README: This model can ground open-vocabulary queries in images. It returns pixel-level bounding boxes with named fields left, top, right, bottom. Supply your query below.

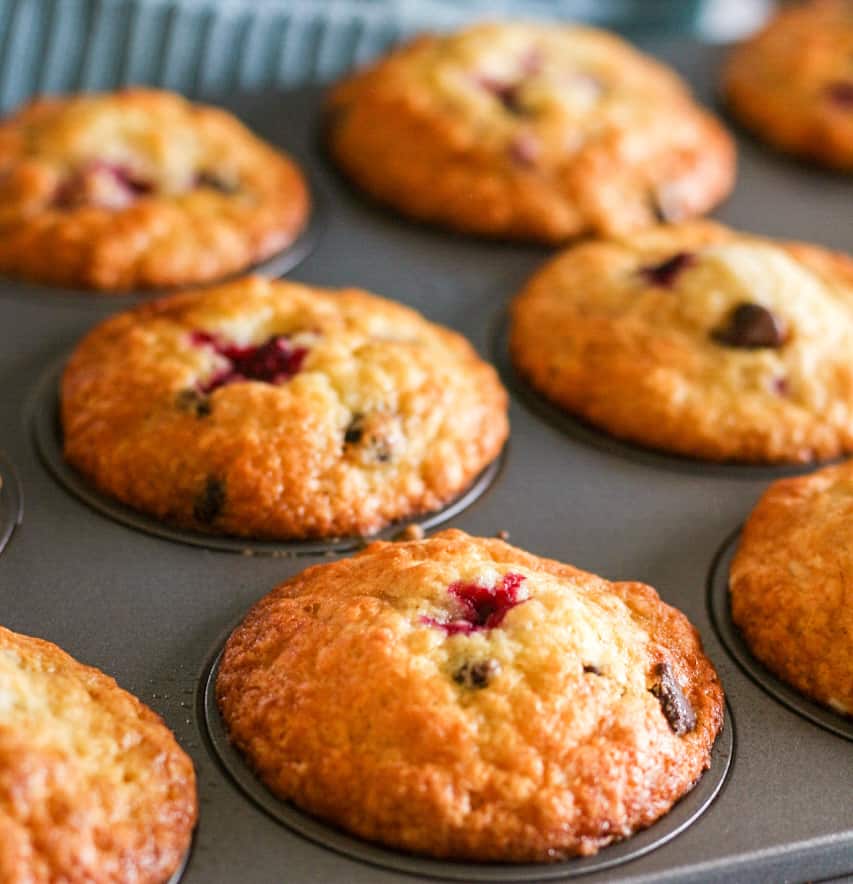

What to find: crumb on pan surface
left=216, top=529, right=724, bottom=862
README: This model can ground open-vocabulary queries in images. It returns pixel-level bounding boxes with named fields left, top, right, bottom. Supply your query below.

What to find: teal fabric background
left=0, top=0, right=703, bottom=111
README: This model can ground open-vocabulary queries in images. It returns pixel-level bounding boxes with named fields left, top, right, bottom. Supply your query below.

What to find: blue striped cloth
left=0, top=0, right=703, bottom=112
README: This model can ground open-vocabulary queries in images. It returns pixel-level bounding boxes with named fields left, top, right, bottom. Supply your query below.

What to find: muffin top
left=0, top=626, right=197, bottom=883
left=510, top=220, right=853, bottom=463
left=725, top=0, right=853, bottom=170
left=731, top=459, right=853, bottom=715
left=217, top=530, right=724, bottom=861
left=0, top=88, right=309, bottom=290
left=328, top=22, right=734, bottom=242
left=62, top=277, right=508, bottom=540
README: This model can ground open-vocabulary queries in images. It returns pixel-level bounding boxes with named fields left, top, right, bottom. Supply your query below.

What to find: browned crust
left=730, top=462, right=853, bottom=715
left=61, top=277, right=509, bottom=539
left=327, top=25, right=734, bottom=243
left=0, top=626, right=197, bottom=883
left=0, top=89, right=309, bottom=291
left=216, top=530, right=724, bottom=862
left=724, top=0, right=853, bottom=171
left=509, top=220, right=853, bottom=464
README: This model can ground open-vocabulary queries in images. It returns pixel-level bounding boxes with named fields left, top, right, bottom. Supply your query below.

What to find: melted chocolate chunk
left=712, top=303, right=787, bottom=349
left=650, top=662, right=696, bottom=736
left=453, top=658, right=501, bottom=689
left=193, top=476, right=226, bottom=524
left=175, top=389, right=212, bottom=418
left=583, top=664, right=602, bottom=675
left=639, top=252, right=696, bottom=287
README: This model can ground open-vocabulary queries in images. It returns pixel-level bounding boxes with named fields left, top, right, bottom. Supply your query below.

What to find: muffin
left=0, top=625, right=197, bottom=883
left=510, top=220, right=853, bottom=463
left=725, top=0, right=853, bottom=170
left=0, top=88, right=309, bottom=290
left=730, top=460, right=853, bottom=715
left=216, top=529, right=724, bottom=861
left=327, top=21, right=734, bottom=242
left=61, top=277, right=508, bottom=539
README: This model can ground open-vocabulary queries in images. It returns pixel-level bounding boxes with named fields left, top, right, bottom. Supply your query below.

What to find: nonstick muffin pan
left=1, top=40, right=851, bottom=884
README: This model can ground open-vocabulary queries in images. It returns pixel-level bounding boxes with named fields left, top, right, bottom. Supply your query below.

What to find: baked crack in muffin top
left=725, top=0, right=853, bottom=170
left=61, top=277, right=508, bottom=539
left=0, top=88, right=309, bottom=290
left=0, top=626, right=197, bottom=883
left=216, top=530, right=724, bottom=862
left=327, top=22, right=734, bottom=241
left=510, top=220, right=853, bottom=463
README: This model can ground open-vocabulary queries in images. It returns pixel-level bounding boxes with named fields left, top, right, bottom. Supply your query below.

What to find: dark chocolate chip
left=712, top=302, right=787, bottom=349
left=195, top=170, right=239, bottom=194
left=583, top=664, right=602, bottom=675
left=343, top=415, right=364, bottom=445
left=650, top=662, right=696, bottom=736
left=193, top=476, right=226, bottom=524
left=453, top=659, right=501, bottom=689
left=826, top=80, right=853, bottom=107
left=479, top=77, right=527, bottom=115
left=175, top=389, right=212, bottom=418
left=639, top=252, right=696, bottom=287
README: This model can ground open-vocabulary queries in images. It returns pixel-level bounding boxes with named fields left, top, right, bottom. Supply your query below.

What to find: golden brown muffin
left=216, top=530, right=724, bottom=862
left=510, top=220, right=853, bottom=463
left=730, top=461, right=853, bottom=715
left=0, top=626, right=197, bottom=883
left=62, top=277, right=508, bottom=540
left=327, top=22, right=735, bottom=242
left=725, top=0, right=853, bottom=170
left=0, top=88, right=309, bottom=291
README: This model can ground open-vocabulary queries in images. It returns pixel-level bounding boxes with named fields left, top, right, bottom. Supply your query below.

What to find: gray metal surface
left=0, top=41, right=851, bottom=884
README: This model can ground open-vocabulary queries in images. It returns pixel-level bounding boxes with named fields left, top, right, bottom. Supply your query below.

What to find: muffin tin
left=1, top=40, right=851, bottom=884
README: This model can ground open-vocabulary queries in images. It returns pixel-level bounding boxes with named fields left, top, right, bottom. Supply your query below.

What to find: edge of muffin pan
left=0, top=175, right=327, bottom=303
left=707, top=528, right=853, bottom=742
left=490, top=309, right=822, bottom=482
left=29, top=357, right=506, bottom=557
left=198, top=633, right=735, bottom=881
left=0, top=452, right=23, bottom=557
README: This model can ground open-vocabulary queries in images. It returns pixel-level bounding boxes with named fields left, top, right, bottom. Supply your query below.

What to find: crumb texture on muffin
left=0, top=626, right=197, bottom=883
left=725, top=0, right=853, bottom=170
left=61, top=277, right=508, bottom=539
left=730, top=461, right=853, bottom=715
left=0, top=88, right=309, bottom=290
left=216, top=530, right=724, bottom=861
left=327, top=22, right=734, bottom=242
left=510, top=220, right=853, bottom=463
